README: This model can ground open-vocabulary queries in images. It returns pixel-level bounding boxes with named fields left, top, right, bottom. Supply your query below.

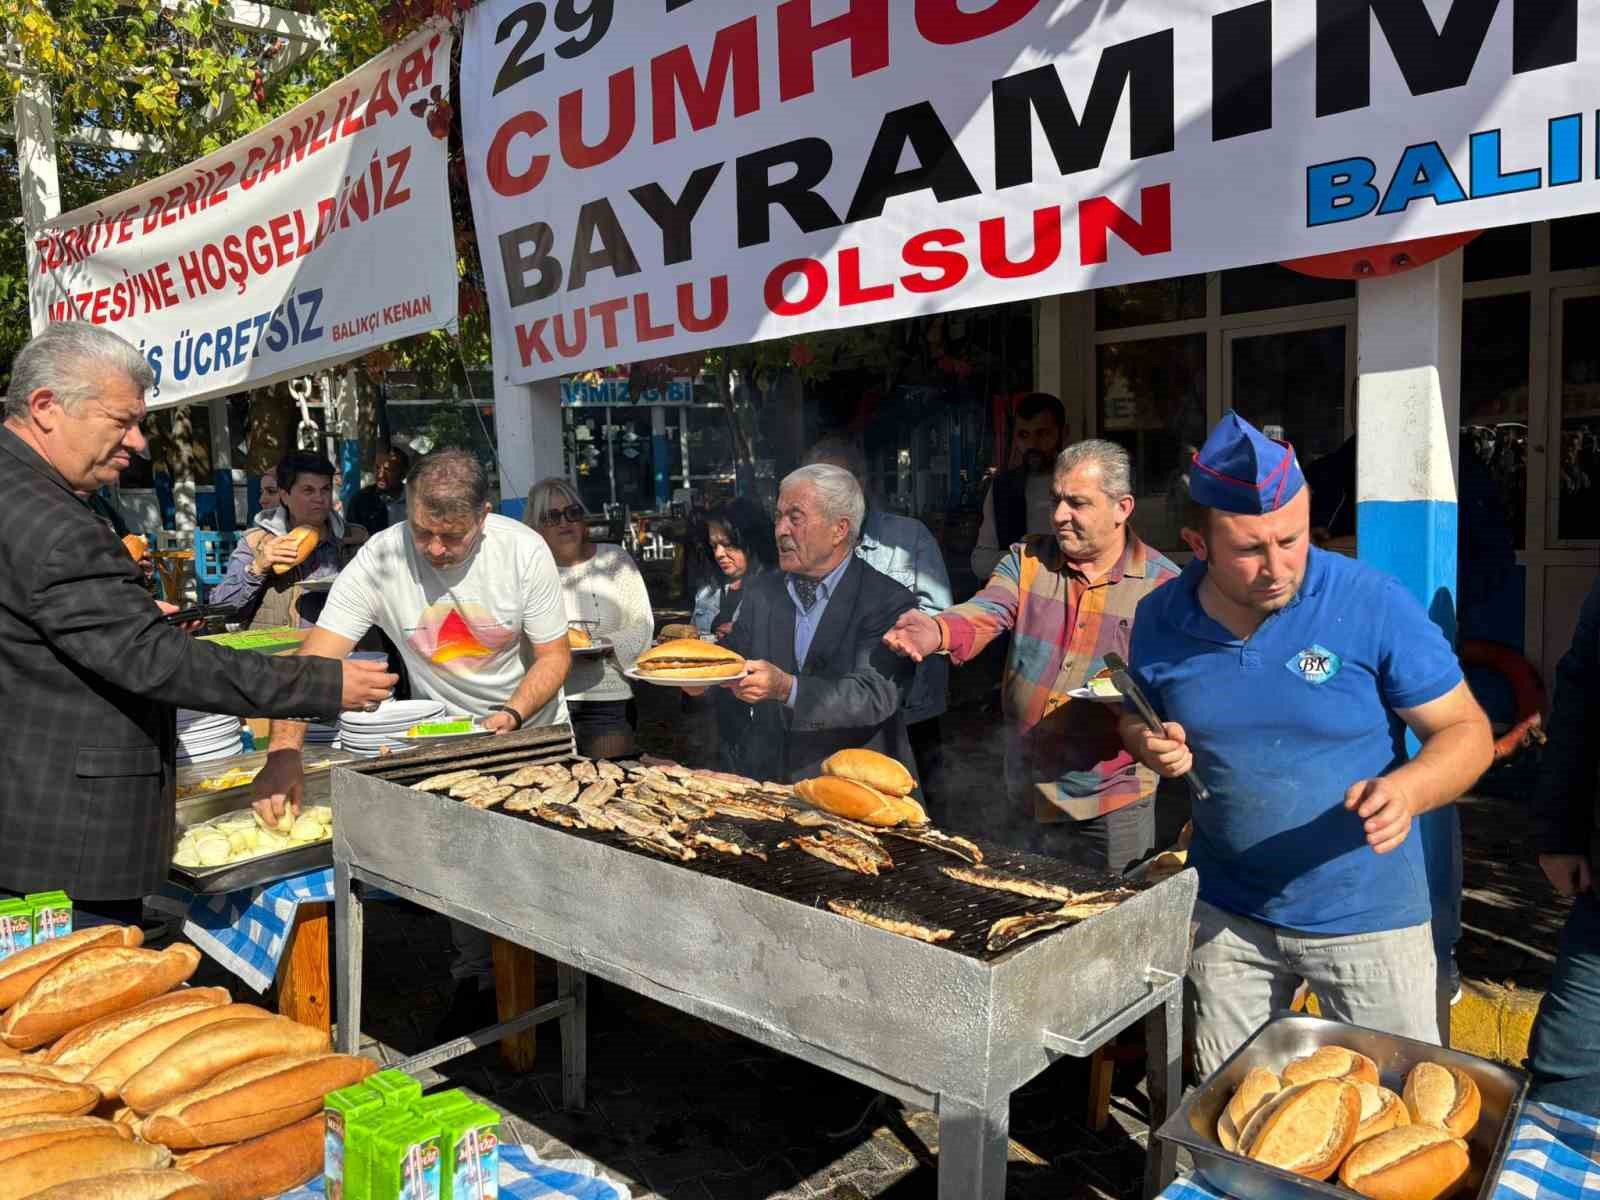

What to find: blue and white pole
left=1355, top=252, right=1464, bottom=1042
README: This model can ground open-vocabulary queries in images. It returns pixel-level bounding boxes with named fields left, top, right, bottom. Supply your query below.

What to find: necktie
left=790, top=575, right=820, bottom=612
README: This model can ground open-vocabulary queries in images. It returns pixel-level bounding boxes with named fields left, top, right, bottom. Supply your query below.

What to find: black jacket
left=1534, top=576, right=1600, bottom=874
left=719, top=556, right=917, bottom=784
left=0, top=427, right=344, bottom=899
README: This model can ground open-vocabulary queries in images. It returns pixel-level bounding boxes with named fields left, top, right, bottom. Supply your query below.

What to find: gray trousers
left=450, top=920, right=494, bottom=987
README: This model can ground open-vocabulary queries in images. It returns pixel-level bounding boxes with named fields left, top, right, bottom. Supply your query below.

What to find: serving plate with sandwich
left=1068, top=666, right=1125, bottom=703
left=625, top=637, right=748, bottom=687
left=567, top=621, right=613, bottom=657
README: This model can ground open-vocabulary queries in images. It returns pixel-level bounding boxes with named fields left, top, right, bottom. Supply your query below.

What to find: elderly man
left=1122, top=414, right=1493, bottom=1073
left=254, top=447, right=571, bottom=1031
left=971, top=393, right=1066, bottom=579
left=0, top=323, right=395, bottom=923
left=804, top=436, right=952, bottom=814
left=708, top=464, right=918, bottom=784
left=884, top=440, right=1179, bottom=870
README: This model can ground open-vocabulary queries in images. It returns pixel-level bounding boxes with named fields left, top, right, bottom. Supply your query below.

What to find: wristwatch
left=488, top=704, right=524, bottom=730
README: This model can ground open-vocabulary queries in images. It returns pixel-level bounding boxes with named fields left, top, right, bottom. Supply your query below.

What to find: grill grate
left=354, top=744, right=1147, bottom=962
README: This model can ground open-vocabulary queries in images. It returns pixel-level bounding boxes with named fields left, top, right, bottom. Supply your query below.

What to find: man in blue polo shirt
left=1122, top=414, right=1493, bottom=1074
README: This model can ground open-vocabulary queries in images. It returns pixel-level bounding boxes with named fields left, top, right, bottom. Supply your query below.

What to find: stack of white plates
left=303, top=720, right=340, bottom=746
left=176, top=710, right=243, bottom=766
left=337, top=699, right=445, bottom=758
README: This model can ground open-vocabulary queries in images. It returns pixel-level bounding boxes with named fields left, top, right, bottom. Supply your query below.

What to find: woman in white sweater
left=525, top=478, right=655, bottom=758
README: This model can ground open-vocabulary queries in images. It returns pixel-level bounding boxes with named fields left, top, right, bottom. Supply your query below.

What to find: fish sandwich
left=633, top=638, right=746, bottom=680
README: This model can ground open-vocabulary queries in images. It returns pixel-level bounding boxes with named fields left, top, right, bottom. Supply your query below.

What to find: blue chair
left=192, top=531, right=240, bottom=603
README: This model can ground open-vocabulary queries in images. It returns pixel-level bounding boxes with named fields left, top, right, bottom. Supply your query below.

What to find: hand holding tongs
left=1103, top=653, right=1212, bottom=805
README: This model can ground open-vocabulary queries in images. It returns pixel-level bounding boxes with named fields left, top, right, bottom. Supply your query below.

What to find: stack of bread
left=0, top=925, right=376, bottom=1200
left=1216, top=1043, right=1483, bottom=1200
left=794, top=750, right=929, bottom=827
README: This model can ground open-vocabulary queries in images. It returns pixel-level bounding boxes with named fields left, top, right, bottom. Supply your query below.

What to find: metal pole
left=15, top=72, right=63, bottom=334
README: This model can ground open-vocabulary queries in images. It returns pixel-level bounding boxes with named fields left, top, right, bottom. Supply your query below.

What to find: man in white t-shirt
left=252, top=448, right=571, bottom=1023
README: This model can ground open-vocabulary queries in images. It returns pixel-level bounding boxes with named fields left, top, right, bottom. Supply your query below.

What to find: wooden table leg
left=279, top=902, right=331, bottom=1033
left=492, top=937, right=538, bottom=1073
left=1087, top=1044, right=1115, bottom=1132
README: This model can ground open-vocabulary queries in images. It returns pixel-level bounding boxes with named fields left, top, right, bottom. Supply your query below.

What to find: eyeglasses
left=540, top=504, right=586, bottom=526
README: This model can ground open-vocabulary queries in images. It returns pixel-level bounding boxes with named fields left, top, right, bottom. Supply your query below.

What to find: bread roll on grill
left=820, top=748, right=916, bottom=797
left=0, top=943, right=201, bottom=1050
left=1281, top=1045, right=1381, bottom=1088
left=1403, top=1062, right=1481, bottom=1139
left=140, top=1053, right=377, bottom=1149
left=20, top=1168, right=215, bottom=1200
left=0, top=1115, right=131, bottom=1163
left=180, top=1114, right=325, bottom=1199
left=0, top=1072, right=100, bottom=1119
left=1339, top=1122, right=1471, bottom=1200
left=1240, top=1079, right=1361, bottom=1180
left=0, top=925, right=143, bottom=1011
left=43, top=987, right=230, bottom=1069
left=123, top=1016, right=332, bottom=1115
left=0, top=1131, right=173, bottom=1200
left=1218, top=1067, right=1283, bottom=1152
left=794, top=776, right=907, bottom=827
left=88, top=1004, right=274, bottom=1101
left=1354, top=1083, right=1411, bottom=1145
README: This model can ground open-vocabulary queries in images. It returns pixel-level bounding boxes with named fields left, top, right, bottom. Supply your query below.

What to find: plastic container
left=367, top=1069, right=423, bottom=1108
left=25, top=891, right=72, bottom=942
left=344, top=1108, right=413, bottom=1200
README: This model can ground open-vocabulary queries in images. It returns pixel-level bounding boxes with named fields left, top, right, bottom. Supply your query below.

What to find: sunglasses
left=540, top=504, right=586, bottom=526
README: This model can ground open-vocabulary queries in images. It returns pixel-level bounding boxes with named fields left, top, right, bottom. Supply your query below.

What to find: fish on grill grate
left=625, top=831, right=697, bottom=861
left=984, top=891, right=1138, bottom=952
left=571, top=760, right=599, bottom=784
left=688, top=822, right=768, bottom=860
left=614, top=759, right=643, bottom=772
left=709, top=794, right=795, bottom=822
left=827, top=898, right=953, bottom=943
left=605, top=800, right=677, bottom=840
left=533, top=799, right=587, bottom=828
left=504, top=788, right=541, bottom=813
left=597, top=761, right=626, bottom=783
left=465, top=785, right=515, bottom=810
left=940, top=865, right=1108, bottom=904
left=415, top=769, right=483, bottom=793
left=780, top=832, right=894, bottom=876
left=543, top=780, right=581, bottom=806
left=577, top=780, right=618, bottom=808
left=572, top=797, right=616, bottom=831
left=880, top=828, right=984, bottom=865
left=633, top=769, right=692, bottom=796
left=639, top=754, right=693, bottom=778
left=641, top=785, right=713, bottom=821
left=502, top=764, right=557, bottom=788
left=449, top=775, right=501, bottom=800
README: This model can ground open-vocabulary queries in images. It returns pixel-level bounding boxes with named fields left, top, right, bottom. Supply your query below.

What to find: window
left=1461, top=294, right=1531, bottom=549
left=1550, top=214, right=1600, bottom=273
left=1220, top=264, right=1354, bottom=315
left=1463, top=225, right=1531, bottom=282
left=1228, top=326, right=1349, bottom=464
left=1095, top=276, right=1205, bottom=330
left=1556, top=294, right=1600, bottom=540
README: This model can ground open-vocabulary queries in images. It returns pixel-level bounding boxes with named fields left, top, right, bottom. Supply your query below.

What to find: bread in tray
left=1339, top=1124, right=1471, bottom=1200
left=1238, top=1078, right=1361, bottom=1180
left=1403, top=1063, right=1482, bottom=1140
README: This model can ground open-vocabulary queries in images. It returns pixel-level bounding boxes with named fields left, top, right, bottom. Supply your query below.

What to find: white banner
left=29, top=24, right=458, bottom=410
left=461, top=0, right=1600, bottom=384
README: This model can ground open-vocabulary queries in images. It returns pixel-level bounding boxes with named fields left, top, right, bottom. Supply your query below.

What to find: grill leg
left=1143, top=988, right=1182, bottom=1200
left=556, top=961, right=587, bottom=1110
left=937, top=1094, right=1009, bottom=1200
left=333, top=861, right=364, bottom=1056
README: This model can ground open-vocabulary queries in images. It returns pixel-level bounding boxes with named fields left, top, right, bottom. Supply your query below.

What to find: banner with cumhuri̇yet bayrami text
left=29, top=23, right=457, bottom=410
left=461, top=0, right=1600, bottom=384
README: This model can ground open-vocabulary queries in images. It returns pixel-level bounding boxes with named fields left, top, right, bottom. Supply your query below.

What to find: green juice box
left=372, top=1113, right=444, bottom=1200
left=25, top=892, right=71, bottom=942
left=0, top=899, right=33, bottom=961
left=368, top=1069, right=423, bottom=1107
left=436, top=1099, right=501, bottom=1200
left=325, top=1081, right=384, bottom=1199
left=344, top=1109, right=413, bottom=1200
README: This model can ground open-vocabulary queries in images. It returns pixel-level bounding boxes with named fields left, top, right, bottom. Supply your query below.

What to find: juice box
left=436, top=1099, right=501, bottom=1200
left=25, top=892, right=71, bottom=942
left=367, top=1069, right=423, bottom=1107
left=0, top=900, right=34, bottom=961
left=372, top=1113, right=444, bottom=1200
left=344, top=1108, right=413, bottom=1200
left=325, top=1081, right=384, bottom=1198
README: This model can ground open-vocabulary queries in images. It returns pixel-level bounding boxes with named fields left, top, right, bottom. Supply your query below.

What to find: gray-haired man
left=707, top=464, right=919, bottom=785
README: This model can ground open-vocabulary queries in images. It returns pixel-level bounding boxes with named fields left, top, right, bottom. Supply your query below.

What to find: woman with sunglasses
left=524, top=478, right=654, bottom=758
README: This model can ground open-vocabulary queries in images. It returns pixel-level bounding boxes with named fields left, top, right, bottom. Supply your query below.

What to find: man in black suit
left=709, top=464, right=918, bottom=784
left=0, top=322, right=397, bottom=923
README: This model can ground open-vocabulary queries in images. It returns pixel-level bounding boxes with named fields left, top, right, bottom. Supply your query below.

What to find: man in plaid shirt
left=884, top=440, right=1179, bottom=870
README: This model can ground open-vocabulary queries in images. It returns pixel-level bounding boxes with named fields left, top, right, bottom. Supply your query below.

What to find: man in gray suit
left=0, top=323, right=396, bottom=923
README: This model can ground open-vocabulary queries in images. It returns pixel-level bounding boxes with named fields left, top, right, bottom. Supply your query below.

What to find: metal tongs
left=1103, top=653, right=1212, bottom=804
left=161, top=602, right=239, bottom=626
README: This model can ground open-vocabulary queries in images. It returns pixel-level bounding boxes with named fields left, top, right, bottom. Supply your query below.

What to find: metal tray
left=1156, top=1013, right=1528, bottom=1200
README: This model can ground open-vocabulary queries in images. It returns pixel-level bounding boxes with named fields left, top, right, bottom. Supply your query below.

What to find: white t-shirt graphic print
left=317, top=514, right=570, bottom=726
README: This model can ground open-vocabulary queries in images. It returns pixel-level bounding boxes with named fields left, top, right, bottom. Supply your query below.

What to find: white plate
left=341, top=700, right=445, bottom=728
left=1066, top=686, right=1124, bottom=704
left=623, top=664, right=746, bottom=688
left=570, top=638, right=614, bottom=657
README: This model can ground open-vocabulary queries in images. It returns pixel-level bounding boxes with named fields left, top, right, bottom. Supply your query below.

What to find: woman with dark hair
left=211, top=449, right=369, bottom=629
left=691, top=497, right=777, bottom=640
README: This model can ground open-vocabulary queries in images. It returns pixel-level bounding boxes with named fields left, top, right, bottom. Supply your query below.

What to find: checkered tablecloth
left=157, top=867, right=335, bottom=994
left=274, top=1142, right=633, bottom=1199
left=1161, top=1102, right=1600, bottom=1200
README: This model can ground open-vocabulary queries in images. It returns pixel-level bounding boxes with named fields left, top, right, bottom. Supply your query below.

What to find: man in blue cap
left=1121, top=413, right=1493, bottom=1074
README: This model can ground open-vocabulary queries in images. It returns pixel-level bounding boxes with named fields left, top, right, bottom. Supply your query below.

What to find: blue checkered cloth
left=159, top=868, right=335, bottom=994
left=275, top=1142, right=633, bottom=1198
left=1161, top=1103, right=1600, bottom=1200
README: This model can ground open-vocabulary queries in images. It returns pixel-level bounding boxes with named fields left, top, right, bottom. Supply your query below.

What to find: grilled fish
left=572, top=800, right=616, bottom=832
left=449, top=775, right=499, bottom=800
left=640, top=785, right=713, bottom=821
left=710, top=794, right=794, bottom=822
left=543, top=763, right=573, bottom=783
left=571, top=760, right=599, bottom=784
left=635, top=770, right=692, bottom=796
left=465, top=784, right=515, bottom=810
left=543, top=780, right=581, bottom=806
left=782, top=832, right=893, bottom=876
left=880, top=828, right=984, bottom=865
left=504, top=788, right=541, bottom=813
left=577, top=780, right=618, bottom=808
left=624, top=832, right=697, bottom=862
left=605, top=802, right=673, bottom=841
left=758, top=781, right=795, bottom=798
left=596, top=761, right=625, bottom=783
left=984, top=892, right=1136, bottom=952
left=940, top=865, right=1093, bottom=904
left=502, top=764, right=556, bottom=788
left=786, top=809, right=882, bottom=844
left=639, top=754, right=692, bottom=778
left=416, top=769, right=481, bottom=793
left=689, top=822, right=768, bottom=861
left=532, top=800, right=586, bottom=828
left=827, top=898, right=953, bottom=944
left=614, top=759, right=643, bottom=772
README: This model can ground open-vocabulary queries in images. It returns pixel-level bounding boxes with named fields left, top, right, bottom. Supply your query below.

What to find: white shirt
left=559, top=543, right=654, bottom=703
left=318, top=514, right=570, bottom=726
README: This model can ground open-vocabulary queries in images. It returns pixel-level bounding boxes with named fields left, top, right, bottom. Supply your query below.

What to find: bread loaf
left=20, top=1168, right=214, bottom=1200
left=0, top=943, right=201, bottom=1050
left=1241, top=1079, right=1361, bottom=1180
left=1281, top=1045, right=1381, bottom=1088
left=90, top=1004, right=273, bottom=1101
left=794, top=776, right=906, bottom=826
left=0, top=925, right=143, bottom=1010
left=0, top=1072, right=100, bottom=1119
left=141, top=1053, right=377, bottom=1149
left=1354, top=1083, right=1411, bottom=1145
left=44, top=987, right=230, bottom=1069
left=272, top=525, right=320, bottom=574
left=181, top=1114, right=325, bottom=1199
left=124, top=1016, right=332, bottom=1114
left=0, top=1059, right=90, bottom=1084
left=1218, top=1067, right=1282, bottom=1152
left=1339, top=1123, right=1471, bottom=1200
left=891, top=794, right=929, bottom=826
left=1403, top=1063, right=1481, bottom=1139
left=0, top=1115, right=131, bottom=1163
left=0, top=1131, right=172, bottom=1200
left=820, top=748, right=916, bottom=797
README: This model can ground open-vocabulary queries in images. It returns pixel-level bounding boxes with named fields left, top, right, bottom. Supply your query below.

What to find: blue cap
left=1189, top=413, right=1305, bottom=514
